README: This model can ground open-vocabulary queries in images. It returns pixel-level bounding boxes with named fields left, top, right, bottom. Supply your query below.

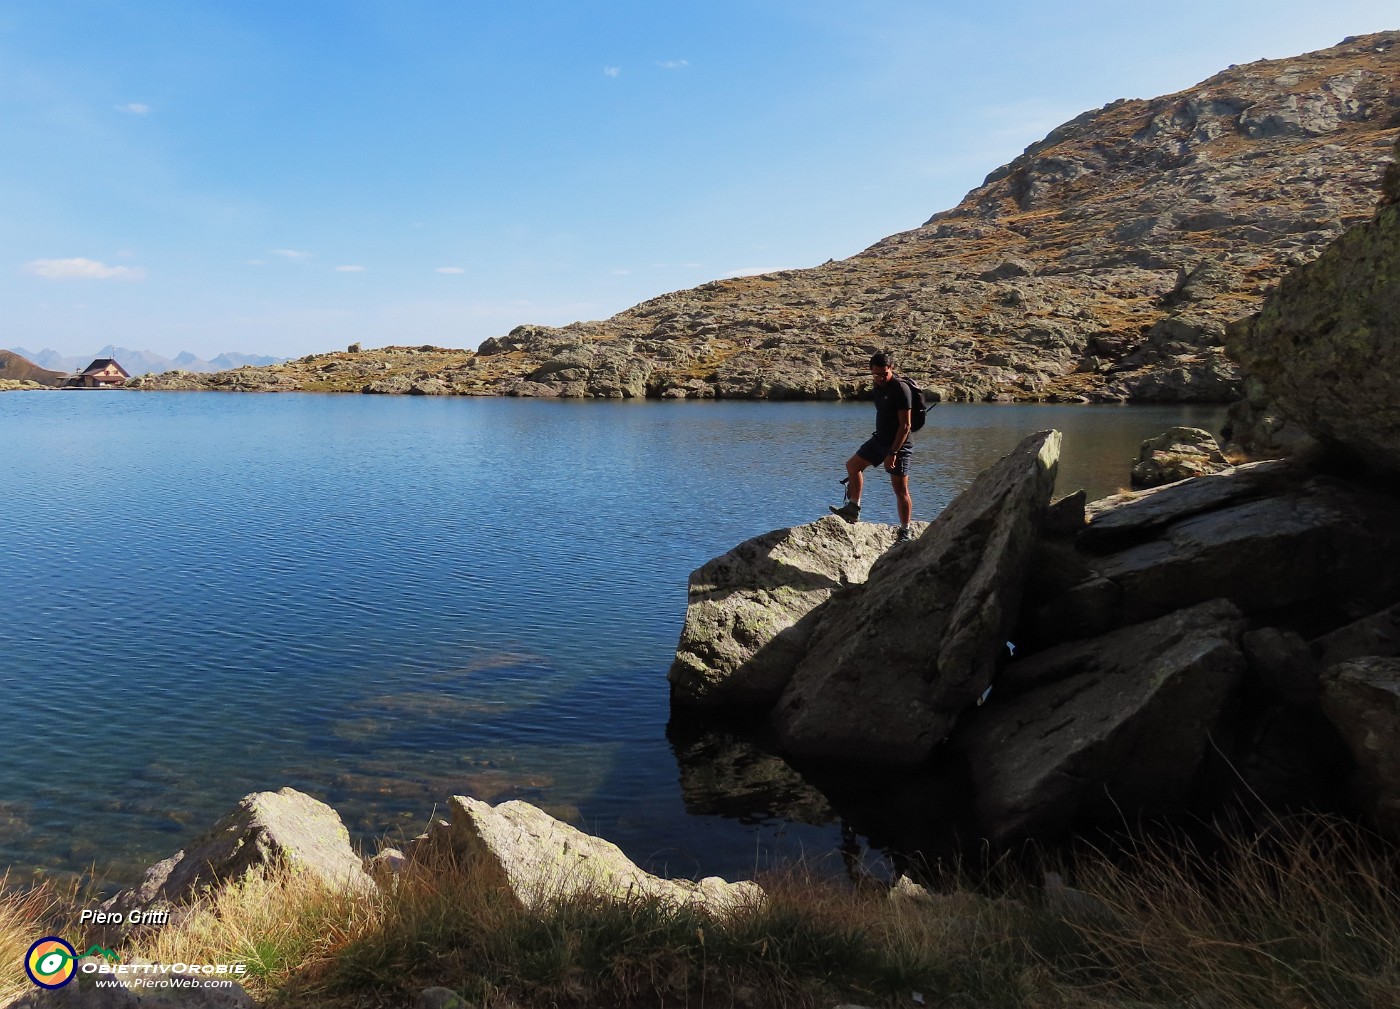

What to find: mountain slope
left=135, top=31, right=1400, bottom=401
left=0, top=349, right=66, bottom=387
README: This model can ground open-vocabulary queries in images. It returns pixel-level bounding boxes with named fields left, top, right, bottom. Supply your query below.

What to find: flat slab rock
left=958, top=598, right=1246, bottom=842
left=429, top=795, right=763, bottom=915
left=669, top=516, right=910, bottom=708
left=1081, top=459, right=1297, bottom=549
left=771, top=430, right=1061, bottom=763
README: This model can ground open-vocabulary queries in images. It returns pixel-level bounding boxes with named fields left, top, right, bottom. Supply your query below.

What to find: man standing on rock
left=830, top=351, right=915, bottom=541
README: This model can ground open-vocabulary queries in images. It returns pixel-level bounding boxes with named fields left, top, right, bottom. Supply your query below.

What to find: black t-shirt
left=873, top=376, right=914, bottom=446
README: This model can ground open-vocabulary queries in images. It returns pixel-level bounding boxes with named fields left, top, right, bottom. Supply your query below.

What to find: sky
left=2, top=1, right=1396, bottom=361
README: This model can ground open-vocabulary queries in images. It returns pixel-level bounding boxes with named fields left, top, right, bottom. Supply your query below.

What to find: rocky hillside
left=131, top=31, right=1400, bottom=402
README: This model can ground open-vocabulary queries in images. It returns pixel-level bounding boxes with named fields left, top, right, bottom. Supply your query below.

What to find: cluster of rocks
left=13, top=788, right=763, bottom=1008
left=126, top=34, right=1400, bottom=405
left=671, top=446, right=1400, bottom=844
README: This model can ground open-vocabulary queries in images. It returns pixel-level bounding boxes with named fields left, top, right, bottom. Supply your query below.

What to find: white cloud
left=271, top=249, right=312, bottom=260
left=657, top=59, right=689, bottom=70
left=435, top=266, right=465, bottom=275
left=23, top=258, right=146, bottom=281
left=117, top=102, right=151, bottom=115
left=603, top=66, right=621, bottom=77
left=721, top=266, right=782, bottom=278
left=611, top=269, right=630, bottom=275
left=247, top=259, right=266, bottom=267
left=335, top=265, right=366, bottom=272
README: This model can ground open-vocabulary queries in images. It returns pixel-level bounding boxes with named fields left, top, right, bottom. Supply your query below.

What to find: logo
left=24, top=937, right=118, bottom=989
left=25, top=937, right=77, bottom=989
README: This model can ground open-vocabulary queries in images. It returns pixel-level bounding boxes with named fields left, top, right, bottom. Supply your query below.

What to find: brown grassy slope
left=0, top=350, right=66, bottom=387
left=133, top=31, right=1400, bottom=402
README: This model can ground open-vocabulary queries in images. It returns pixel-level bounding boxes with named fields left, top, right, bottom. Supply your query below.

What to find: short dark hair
left=869, top=351, right=891, bottom=369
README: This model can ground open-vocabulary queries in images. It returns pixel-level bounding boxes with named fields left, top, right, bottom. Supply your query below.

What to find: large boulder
left=102, top=787, right=373, bottom=930
left=422, top=796, right=762, bottom=915
left=770, top=430, right=1061, bottom=763
left=669, top=517, right=904, bottom=708
left=957, top=599, right=1247, bottom=842
left=1226, top=136, right=1400, bottom=474
left=1319, top=657, right=1400, bottom=835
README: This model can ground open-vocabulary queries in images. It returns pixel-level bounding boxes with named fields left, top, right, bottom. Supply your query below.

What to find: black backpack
left=901, top=376, right=930, bottom=432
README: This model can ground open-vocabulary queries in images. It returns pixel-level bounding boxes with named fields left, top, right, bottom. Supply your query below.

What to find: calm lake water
left=0, top=392, right=1225, bottom=888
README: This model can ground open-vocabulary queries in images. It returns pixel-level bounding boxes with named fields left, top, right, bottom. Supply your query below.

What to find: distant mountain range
left=6, top=346, right=288, bottom=376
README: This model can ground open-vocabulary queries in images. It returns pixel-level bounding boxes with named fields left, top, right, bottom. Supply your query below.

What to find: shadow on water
left=665, top=709, right=988, bottom=884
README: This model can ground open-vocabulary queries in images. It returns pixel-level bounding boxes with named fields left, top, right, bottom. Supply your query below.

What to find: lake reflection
left=0, top=393, right=1224, bottom=885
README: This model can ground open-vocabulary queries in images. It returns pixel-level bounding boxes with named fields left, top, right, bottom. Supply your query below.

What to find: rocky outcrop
left=1130, top=426, right=1229, bottom=488
left=101, top=787, right=373, bottom=933
left=669, top=517, right=908, bottom=708
left=1227, top=132, right=1400, bottom=472
left=415, top=795, right=762, bottom=915
left=1022, top=464, right=1400, bottom=649
left=770, top=431, right=1060, bottom=763
left=957, top=600, right=1246, bottom=842
left=676, top=432, right=1400, bottom=839
left=131, top=34, right=1400, bottom=405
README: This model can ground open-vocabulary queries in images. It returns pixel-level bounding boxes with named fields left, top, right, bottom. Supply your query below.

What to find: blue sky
left=3, top=1, right=1396, bottom=360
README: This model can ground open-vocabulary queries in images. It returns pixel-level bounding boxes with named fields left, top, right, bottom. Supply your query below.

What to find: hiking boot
left=895, top=525, right=915, bottom=543
left=829, top=500, right=861, bottom=523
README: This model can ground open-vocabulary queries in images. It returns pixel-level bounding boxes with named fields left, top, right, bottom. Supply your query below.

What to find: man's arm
left=885, top=409, right=911, bottom=470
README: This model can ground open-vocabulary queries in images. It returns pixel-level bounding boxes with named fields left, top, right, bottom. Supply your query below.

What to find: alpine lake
left=0, top=391, right=1226, bottom=888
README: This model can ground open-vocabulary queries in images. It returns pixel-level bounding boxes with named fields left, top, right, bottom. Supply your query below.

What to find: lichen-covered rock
left=102, top=787, right=373, bottom=931
left=771, top=431, right=1060, bottom=763
left=1129, top=426, right=1228, bottom=488
left=669, top=517, right=905, bottom=708
left=1227, top=134, right=1400, bottom=474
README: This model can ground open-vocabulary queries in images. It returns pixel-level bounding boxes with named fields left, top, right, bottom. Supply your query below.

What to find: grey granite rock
left=771, top=431, right=1060, bottom=762
left=669, top=517, right=906, bottom=708
left=423, top=796, right=763, bottom=915
left=959, top=599, right=1246, bottom=841
left=102, top=787, right=373, bottom=934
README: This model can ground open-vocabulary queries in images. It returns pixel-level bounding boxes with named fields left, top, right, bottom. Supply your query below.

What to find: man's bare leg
left=890, top=472, right=913, bottom=527
left=844, top=454, right=872, bottom=505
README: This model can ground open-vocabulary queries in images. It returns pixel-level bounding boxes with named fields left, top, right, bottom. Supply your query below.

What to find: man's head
left=869, top=351, right=893, bottom=386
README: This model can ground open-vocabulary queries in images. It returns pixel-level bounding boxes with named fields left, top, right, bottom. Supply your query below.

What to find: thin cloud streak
left=23, top=258, right=146, bottom=280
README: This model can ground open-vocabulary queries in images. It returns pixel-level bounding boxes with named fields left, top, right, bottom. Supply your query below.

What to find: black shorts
left=857, top=437, right=911, bottom=476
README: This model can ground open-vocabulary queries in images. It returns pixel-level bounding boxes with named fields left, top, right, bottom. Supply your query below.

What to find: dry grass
left=0, top=872, right=92, bottom=1007
left=2, top=816, right=1395, bottom=1009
